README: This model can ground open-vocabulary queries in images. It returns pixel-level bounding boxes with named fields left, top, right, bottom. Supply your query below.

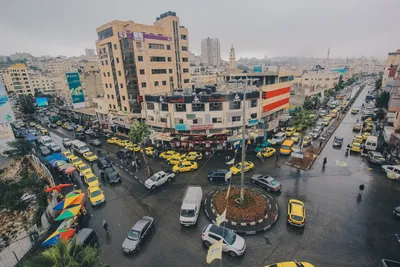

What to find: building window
left=147, top=102, right=155, bottom=110
left=136, top=42, right=142, bottom=49
left=175, top=104, right=186, bottom=112
left=182, top=58, right=188, bottom=62
left=111, top=95, right=114, bottom=99
left=193, top=119, right=199, bottom=124
left=250, top=99, right=257, bottom=107
left=148, top=116, right=154, bottom=121
left=101, top=61, right=104, bottom=66
left=113, top=105, right=116, bottom=109
left=230, top=101, right=241, bottom=110
left=150, top=56, right=166, bottom=62
left=116, top=57, right=119, bottom=63
left=160, top=118, right=167, bottom=123
left=168, top=57, right=172, bottom=62
left=105, top=84, right=108, bottom=88
left=325, top=78, right=330, bottom=81
left=109, top=83, right=112, bottom=88
left=141, top=82, right=147, bottom=88
left=140, top=69, right=145, bottom=75
left=210, top=102, right=222, bottom=111
left=154, top=81, right=159, bottom=86
left=120, top=83, right=123, bottom=88
left=212, top=117, right=222, bottom=123
left=175, top=118, right=184, bottom=124
left=181, top=46, right=188, bottom=51
left=180, top=34, right=187, bottom=40
left=184, top=79, right=190, bottom=83
left=250, top=113, right=257, bottom=119
left=148, top=43, right=165, bottom=50
left=105, top=60, right=108, bottom=65
left=107, top=72, right=110, bottom=77
left=166, top=45, right=171, bottom=50
left=162, top=81, right=167, bottom=86
left=124, top=106, right=127, bottom=111
left=109, top=104, right=112, bottom=108
left=183, top=68, right=189, bottom=73
left=192, top=103, right=205, bottom=112
left=169, top=69, right=173, bottom=74
left=122, top=96, right=126, bottom=101
left=152, top=69, right=167, bottom=74
left=107, top=94, right=110, bottom=99
left=118, top=70, right=121, bottom=76
left=161, top=103, right=169, bottom=111
left=232, top=116, right=241, bottom=122
left=138, top=56, right=143, bottom=61
left=114, top=44, right=118, bottom=50
left=103, top=72, right=106, bottom=77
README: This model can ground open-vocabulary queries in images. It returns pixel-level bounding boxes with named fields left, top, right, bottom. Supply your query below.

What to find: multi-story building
left=382, top=50, right=400, bottom=91
left=44, top=60, right=73, bottom=76
left=201, top=38, right=220, bottom=66
left=291, top=71, right=340, bottom=97
left=0, top=69, right=13, bottom=92
left=5, top=64, right=33, bottom=95
left=29, top=75, right=57, bottom=95
left=85, top=48, right=96, bottom=57
left=95, top=11, right=191, bottom=130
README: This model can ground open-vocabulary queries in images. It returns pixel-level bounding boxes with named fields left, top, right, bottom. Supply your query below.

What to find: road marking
left=124, top=168, right=129, bottom=172
left=129, top=172, right=133, bottom=175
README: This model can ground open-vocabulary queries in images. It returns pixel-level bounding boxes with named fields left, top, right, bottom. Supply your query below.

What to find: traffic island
left=204, top=186, right=279, bottom=235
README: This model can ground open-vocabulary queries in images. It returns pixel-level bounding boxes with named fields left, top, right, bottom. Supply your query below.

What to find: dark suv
left=76, top=228, right=98, bottom=247
left=207, top=169, right=229, bottom=182
left=116, top=148, right=132, bottom=159
left=102, top=166, right=121, bottom=184
left=97, top=157, right=112, bottom=173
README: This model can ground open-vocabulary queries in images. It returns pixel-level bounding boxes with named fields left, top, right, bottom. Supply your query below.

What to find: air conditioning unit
left=177, top=104, right=183, bottom=108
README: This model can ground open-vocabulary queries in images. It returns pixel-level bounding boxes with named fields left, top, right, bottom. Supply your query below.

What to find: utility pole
left=240, top=81, right=247, bottom=203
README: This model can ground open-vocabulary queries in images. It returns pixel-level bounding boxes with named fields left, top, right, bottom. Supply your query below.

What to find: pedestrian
left=225, top=155, right=230, bottom=162
left=323, top=157, right=327, bottom=166
left=319, top=140, right=323, bottom=148
left=102, top=220, right=109, bottom=233
left=79, top=172, right=83, bottom=181
left=276, top=152, right=279, bottom=162
left=137, top=159, right=142, bottom=169
left=257, top=153, right=264, bottom=162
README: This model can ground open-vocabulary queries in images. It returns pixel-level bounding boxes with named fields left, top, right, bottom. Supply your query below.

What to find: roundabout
left=204, top=186, right=279, bottom=234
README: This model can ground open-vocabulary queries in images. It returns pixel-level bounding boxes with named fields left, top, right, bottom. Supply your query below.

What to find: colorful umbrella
left=55, top=205, right=82, bottom=221
left=45, top=184, right=74, bottom=193
left=53, top=190, right=82, bottom=210
left=42, top=228, right=76, bottom=246
left=65, top=166, right=76, bottom=174
left=59, top=163, right=73, bottom=170
left=52, top=160, right=66, bottom=167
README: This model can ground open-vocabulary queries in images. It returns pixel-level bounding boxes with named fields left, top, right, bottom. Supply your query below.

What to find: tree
left=292, top=108, right=316, bottom=132
left=3, top=139, right=32, bottom=159
left=18, top=95, right=36, bottom=115
left=376, top=91, right=390, bottom=109
left=303, top=96, right=320, bottom=110
left=129, top=122, right=151, bottom=177
left=24, top=237, right=109, bottom=267
left=375, top=75, right=382, bottom=90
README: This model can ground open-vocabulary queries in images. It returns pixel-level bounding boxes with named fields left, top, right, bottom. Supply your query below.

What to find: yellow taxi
left=322, top=117, right=330, bottom=126
left=364, top=125, right=373, bottom=132
left=35, top=125, right=42, bottom=130
left=257, top=147, right=276, bottom=158
left=62, top=151, right=75, bottom=160
left=291, top=132, right=301, bottom=143
left=302, top=135, right=312, bottom=146
left=77, top=164, right=93, bottom=176
left=40, top=128, right=48, bottom=135
left=169, top=153, right=187, bottom=165
left=353, top=135, right=363, bottom=144
left=29, top=122, right=36, bottom=127
left=126, top=144, right=142, bottom=152
left=84, top=173, right=100, bottom=187
left=280, top=140, right=294, bottom=155
left=107, top=137, right=120, bottom=144
left=56, top=120, right=63, bottom=126
left=351, top=108, right=358, bottom=114
left=159, top=150, right=180, bottom=160
left=287, top=199, right=306, bottom=227
left=362, top=132, right=370, bottom=140
left=365, top=117, right=373, bottom=123
left=285, top=127, right=296, bottom=137
left=70, top=156, right=83, bottom=167
left=185, top=151, right=203, bottom=161
left=350, top=142, right=361, bottom=153
left=330, top=109, right=338, bottom=118
left=145, top=147, right=157, bottom=156
left=83, top=152, right=98, bottom=162
left=172, top=161, right=198, bottom=173
left=118, top=140, right=131, bottom=147
left=62, top=122, right=70, bottom=129
left=88, top=185, right=105, bottom=206
left=265, top=261, right=315, bottom=267
left=76, top=126, right=84, bottom=132
left=230, top=161, right=255, bottom=175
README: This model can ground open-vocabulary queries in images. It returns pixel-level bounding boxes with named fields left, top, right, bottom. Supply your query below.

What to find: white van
left=39, top=136, right=54, bottom=147
left=272, top=132, right=286, bottom=144
left=365, top=136, right=378, bottom=151
left=180, top=186, right=203, bottom=226
left=71, top=140, right=90, bottom=155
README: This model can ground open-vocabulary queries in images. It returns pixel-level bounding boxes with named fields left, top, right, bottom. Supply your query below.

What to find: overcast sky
left=1, top=0, right=399, bottom=60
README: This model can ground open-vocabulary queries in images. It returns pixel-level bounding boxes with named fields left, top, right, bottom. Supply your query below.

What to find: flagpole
left=240, top=81, right=246, bottom=203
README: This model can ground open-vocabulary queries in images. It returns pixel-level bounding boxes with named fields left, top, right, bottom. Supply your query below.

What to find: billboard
left=66, top=72, right=86, bottom=108
left=0, top=81, right=15, bottom=124
left=254, top=66, right=262, bottom=73
left=36, top=97, right=49, bottom=107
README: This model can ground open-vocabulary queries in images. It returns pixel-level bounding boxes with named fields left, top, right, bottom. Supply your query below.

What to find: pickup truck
left=144, top=171, right=176, bottom=190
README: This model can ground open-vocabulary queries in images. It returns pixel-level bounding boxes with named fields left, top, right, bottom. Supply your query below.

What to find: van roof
left=183, top=186, right=202, bottom=204
left=366, top=136, right=377, bottom=141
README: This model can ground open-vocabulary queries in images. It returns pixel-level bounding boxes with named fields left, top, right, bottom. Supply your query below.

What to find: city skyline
left=1, top=0, right=400, bottom=59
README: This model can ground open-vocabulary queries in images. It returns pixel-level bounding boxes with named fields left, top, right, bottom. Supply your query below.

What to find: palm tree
left=4, top=139, right=32, bottom=159
left=24, top=237, right=109, bottom=267
left=129, top=122, right=151, bottom=177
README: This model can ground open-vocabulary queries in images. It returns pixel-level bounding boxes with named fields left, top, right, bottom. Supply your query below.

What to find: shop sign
left=186, top=114, right=196, bottom=120
left=191, top=124, right=214, bottom=131
left=175, top=124, right=187, bottom=131
left=248, top=119, right=259, bottom=126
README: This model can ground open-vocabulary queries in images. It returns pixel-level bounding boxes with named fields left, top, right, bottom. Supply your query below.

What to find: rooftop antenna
left=325, top=48, right=330, bottom=73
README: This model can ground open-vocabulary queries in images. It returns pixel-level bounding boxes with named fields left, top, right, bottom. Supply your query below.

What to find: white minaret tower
left=229, top=45, right=236, bottom=71
left=325, top=47, right=330, bottom=73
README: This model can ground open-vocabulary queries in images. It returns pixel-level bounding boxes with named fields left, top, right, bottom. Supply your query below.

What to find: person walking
left=102, top=220, right=109, bottom=233
left=275, top=152, right=279, bottom=162
left=319, top=140, right=323, bottom=148
left=323, top=157, right=327, bottom=166
left=257, top=153, right=264, bottom=163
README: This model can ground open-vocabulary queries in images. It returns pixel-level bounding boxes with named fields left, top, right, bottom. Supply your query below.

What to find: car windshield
left=180, top=209, right=195, bottom=217
left=222, top=229, right=236, bottom=245
left=72, top=158, right=80, bottom=163
left=90, top=190, right=102, bottom=198
left=353, top=143, right=360, bottom=148
left=88, top=177, right=97, bottom=183
left=86, top=153, right=94, bottom=157
left=269, top=179, right=278, bottom=186
left=79, top=145, right=88, bottom=151
left=127, top=230, right=140, bottom=240
left=291, top=215, right=303, bottom=221
left=81, top=166, right=90, bottom=171
left=108, top=172, right=118, bottom=178
left=281, top=145, right=290, bottom=150
left=150, top=174, right=160, bottom=181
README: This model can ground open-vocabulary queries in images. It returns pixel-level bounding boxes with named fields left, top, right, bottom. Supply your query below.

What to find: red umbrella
left=45, top=184, right=74, bottom=193
left=65, top=167, right=76, bottom=174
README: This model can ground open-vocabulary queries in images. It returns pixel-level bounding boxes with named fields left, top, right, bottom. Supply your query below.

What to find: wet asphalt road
left=39, top=81, right=400, bottom=267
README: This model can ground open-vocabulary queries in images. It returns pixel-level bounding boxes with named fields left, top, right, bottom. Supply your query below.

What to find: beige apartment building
left=0, top=69, right=13, bottom=92
left=3, top=64, right=33, bottom=95
left=44, top=60, right=73, bottom=76
left=30, top=75, right=57, bottom=95
left=95, top=11, right=191, bottom=127
left=292, top=71, right=340, bottom=97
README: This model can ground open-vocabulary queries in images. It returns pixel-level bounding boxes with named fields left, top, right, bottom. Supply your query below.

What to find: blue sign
left=36, top=97, right=48, bottom=107
left=254, top=66, right=262, bottom=73
left=248, top=119, right=259, bottom=126
left=175, top=124, right=187, bottom=131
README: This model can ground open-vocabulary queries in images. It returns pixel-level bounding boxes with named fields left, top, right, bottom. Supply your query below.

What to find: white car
left=144, top=171, right=175, bottom=190
left=271, top=132, right=286, bottom=144
left=310, top=127, right=322, bottom=139
left=202, top=224, right=246, bottom=257
left=48, top=143, right=61, bottom=153
left=62, top=138, right=72, bottom=147
left=382, top=165, right=400, bottom=180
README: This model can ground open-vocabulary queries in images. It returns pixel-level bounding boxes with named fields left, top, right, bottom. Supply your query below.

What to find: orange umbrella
left=45, top=184, right=74, bottom=193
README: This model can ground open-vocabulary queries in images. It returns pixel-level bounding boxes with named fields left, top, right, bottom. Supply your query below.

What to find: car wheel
left=137, top=245, right=140, bottom=251
left=209, top=177, right=213, bottom=181
left=251, top=179, right=256, bottom=183
left=151, top=185, right=156, bottom=190
left=229, top=251, right=238, bottom=257
left=167, top=178, right=171, bottom=182
left=203, top=241, right=211, bottom=248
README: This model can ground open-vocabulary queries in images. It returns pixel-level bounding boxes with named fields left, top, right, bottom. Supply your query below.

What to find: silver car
left=122, top=216, right=154, bottom=253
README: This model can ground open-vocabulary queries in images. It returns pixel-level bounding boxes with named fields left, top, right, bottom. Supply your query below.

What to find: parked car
left=49, top=123, right=58, bottom=129
left=122, top=216, right=154, bottom=253
left=102, top=166, right=121, bottom=183
left=144, top=171, right=175, bottom=190
left=382, top=165, right=400, bottom=174
left=310, top=127, right=323, bottom=139
left=202, top=224, right=246, bottom=257
left=207, top=169, right=229, bottom=182
left=89, top=139, right=102, bottom=146
left=367, top=151, right=386, bottom=165
left=48, top=143, right=61, bottom=153
left=76, top=228, right=98, bottom=247
left=85, top=129, right=94, bottom=135
left=97, top=157, right=112, bottom=173
left=272, top=132, right=286, bottom=144
left=116, top=148, right=132, bottom=159
left=332, top=136, right=343, bottom=148
left=250, top=174, right=282, bottom=192
left=62, top=138, right=72, bottom=147
left=39, top=146, right=51, bottom=156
